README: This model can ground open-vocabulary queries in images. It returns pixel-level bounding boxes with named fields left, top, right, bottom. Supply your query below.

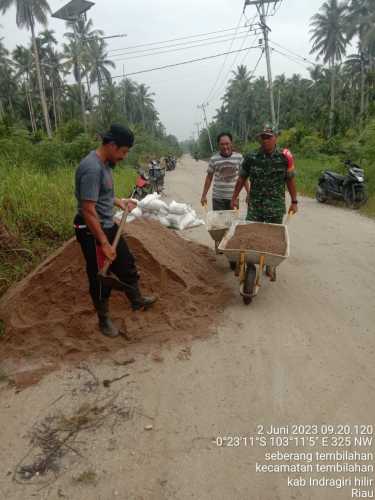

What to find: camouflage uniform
left=240, top=147, right=296, bottom=224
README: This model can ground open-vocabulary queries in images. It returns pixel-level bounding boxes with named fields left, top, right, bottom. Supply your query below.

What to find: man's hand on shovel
left=101, top=240, right=116, bottom=262
left=97, top=203, right=130, bottom=290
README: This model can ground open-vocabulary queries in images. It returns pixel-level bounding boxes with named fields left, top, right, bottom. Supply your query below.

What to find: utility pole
left=198, top=103, right=214, bottom=153
left=244, top=0, right=277, bottom=127
left=194, top=122, right=201, bottom=140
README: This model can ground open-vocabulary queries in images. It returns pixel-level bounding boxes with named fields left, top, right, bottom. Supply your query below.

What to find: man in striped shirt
left=200, top=132, right=249, bottom=210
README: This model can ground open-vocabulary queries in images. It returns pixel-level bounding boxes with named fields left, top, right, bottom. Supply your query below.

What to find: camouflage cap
left=257, top=124, right=278, bottom=137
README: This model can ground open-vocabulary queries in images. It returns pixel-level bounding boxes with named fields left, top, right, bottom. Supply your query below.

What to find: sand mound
left=0, top=220, right=232, bottom=381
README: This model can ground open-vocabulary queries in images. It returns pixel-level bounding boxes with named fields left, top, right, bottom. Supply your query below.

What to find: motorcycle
left=131, top=171, right=152, bottom=201
left=148, top=160, right=165, bottom=194
left=316, top=160, right=368, bottom=209
left=166, top=156, right=176, bottom=171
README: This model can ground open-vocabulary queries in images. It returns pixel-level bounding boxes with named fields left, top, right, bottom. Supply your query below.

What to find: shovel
left=97, top=205, right=135, bottom=291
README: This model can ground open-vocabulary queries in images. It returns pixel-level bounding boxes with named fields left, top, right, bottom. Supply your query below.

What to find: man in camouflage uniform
left=231, top=125, right=298, bottom=279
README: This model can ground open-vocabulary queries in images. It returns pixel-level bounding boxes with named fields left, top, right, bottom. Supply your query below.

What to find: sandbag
left=139, top=193, right=169, bottom=212
left=178, top=212, right=196, bottom=230
left=169, top=200, right=189, bottom=215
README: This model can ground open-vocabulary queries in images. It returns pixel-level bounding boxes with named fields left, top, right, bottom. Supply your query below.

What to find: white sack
left=138, top=193, right=168, bottom=212
left=169, top=200, right=189, bottom=215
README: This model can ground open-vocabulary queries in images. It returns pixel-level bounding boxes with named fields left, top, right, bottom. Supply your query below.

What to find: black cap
left=101, top=124, right=134, bottom=148
left=256, top=123, right=278, bottom=138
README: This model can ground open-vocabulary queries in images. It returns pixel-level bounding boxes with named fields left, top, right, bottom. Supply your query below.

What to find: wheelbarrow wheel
left=243, top=263, right=256, bottom=305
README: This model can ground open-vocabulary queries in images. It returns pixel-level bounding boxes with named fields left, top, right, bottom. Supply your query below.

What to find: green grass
left=0, top=161, right=137, bottom=297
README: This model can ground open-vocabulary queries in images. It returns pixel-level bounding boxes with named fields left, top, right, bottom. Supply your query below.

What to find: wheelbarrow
left=205, top=209, right=240, bottom=256
left=218, top=219, right=290, bottom=305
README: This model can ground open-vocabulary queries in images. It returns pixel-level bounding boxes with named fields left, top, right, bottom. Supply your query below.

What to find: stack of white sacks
left=115, top=193, right=205, bottom=231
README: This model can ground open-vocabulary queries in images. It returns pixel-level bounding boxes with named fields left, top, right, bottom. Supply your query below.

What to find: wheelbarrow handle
left=285, top=211, right=295, bottom=225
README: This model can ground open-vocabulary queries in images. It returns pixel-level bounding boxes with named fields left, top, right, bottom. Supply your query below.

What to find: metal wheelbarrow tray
left=218, top=220, right=290, bottom=265
left=206, top=210, right=240, bottom=253
left=217, top=221, right=290, bottom=305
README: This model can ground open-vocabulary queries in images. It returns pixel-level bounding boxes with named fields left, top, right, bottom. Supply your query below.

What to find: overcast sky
left=1, top=0, right=327, bottom=140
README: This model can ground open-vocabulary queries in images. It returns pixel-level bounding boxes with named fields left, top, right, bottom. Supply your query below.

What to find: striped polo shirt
left=207, top=151, right=243, bottom=200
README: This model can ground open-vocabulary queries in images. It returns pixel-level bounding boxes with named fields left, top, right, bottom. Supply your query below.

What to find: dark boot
left=125, top=284, right=158, bottom=311
left=266, top=265, right=277, bottom=282
left=94, top=300, right=119, bottom=337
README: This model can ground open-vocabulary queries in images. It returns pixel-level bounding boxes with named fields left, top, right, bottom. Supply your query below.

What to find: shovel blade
left=98, top=271, right=127, bottom=291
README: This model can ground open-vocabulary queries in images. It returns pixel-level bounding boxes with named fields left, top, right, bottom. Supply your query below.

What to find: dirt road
left=0, top=154, right=374, bottom=500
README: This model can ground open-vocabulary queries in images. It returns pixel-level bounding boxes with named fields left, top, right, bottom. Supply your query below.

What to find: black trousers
left=74, top=216, right=139, bottom=305
left=212, top=198, right=232, bottom=211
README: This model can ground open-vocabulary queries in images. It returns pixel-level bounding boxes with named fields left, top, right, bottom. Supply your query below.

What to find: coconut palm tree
left=86, top=38, right=115, bottom=103
left=0, top=0, right=52, bottom=137
left=64, top=17, right=104, bottom=129
left=0, top=38, right=15, bottom=120
left=310, top=0, right=348, bottom=136
left=12, top=44, right=37, bottom=131
left=346, top=0, right=375, bottom=123
left=120, top=78, right=137, bottom=123
left=136, top=83, right=155, bottom=129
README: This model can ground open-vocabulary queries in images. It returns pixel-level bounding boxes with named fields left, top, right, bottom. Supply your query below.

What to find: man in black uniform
left=74, top=124, right=157, bottom=338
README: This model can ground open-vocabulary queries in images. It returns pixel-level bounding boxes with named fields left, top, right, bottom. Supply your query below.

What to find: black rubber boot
left=125, top=285, right=158, bottom=311
left=266, top=265, right=277, bottom=282
left=94, top=300, right=119, bottom=337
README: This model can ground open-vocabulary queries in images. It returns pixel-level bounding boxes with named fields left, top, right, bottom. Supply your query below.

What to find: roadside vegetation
left=0, top=1, right=181, bottom=297
left=0, top=121, right=180, bottom=296
left=185, top=0, right=375, bottom=216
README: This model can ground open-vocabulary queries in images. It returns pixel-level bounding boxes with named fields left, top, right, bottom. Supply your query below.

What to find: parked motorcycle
left=166, top=156, right=176, bottom=171
left=131, top=171, right=152, bottom=201
left=148, top=160, right=165, bottom=194
left=316, top=160, right=368, bottom=209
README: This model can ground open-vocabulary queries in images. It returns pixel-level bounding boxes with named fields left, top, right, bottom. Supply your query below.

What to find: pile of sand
left=0, top=220, right=232, bottom=381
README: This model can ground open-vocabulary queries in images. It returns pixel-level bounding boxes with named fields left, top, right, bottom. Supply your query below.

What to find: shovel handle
left=102, top=206, right=129, bottom=274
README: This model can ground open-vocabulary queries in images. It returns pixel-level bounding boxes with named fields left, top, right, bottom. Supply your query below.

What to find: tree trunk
left=85, top=74, right=91, bottom=100
left=329, top=61, right=336, bottom=137
left=73, top=22, right=87, bottom=131
left=51, top=81, right=58, bottom=130
left=360, top=48, right=366, bottom=128
left=30, top=21, right=52, bottom=138
left=98, top=70, right=102, bottom=105
left=8, top=96, right=14, bottom=115
left=25, top=83, right=37, bottom=133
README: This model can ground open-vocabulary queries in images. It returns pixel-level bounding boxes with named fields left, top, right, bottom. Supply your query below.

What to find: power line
left=111, top=44, right=261, bottom=79
left=269, top=40, right=317, bottom=66
left=207, top=12, right=260, bottom=104
left=239, top=29, right=261, bottom=67
left=249, top=47, right=265, bottom=78
left=111, top=33, right=254, bottom=63
left=205, top=11, right=244, bottom=103
left=270, top=46, right=314, bottom=69
left=198, top=103, right=214, bottom=152
left=212, top=47, right=265, bottom=105
left=209, top=30, right=260, bottom=104
left=108, top=24, right=251, bottom=53
left=110, top=28, right=253, bottom=58
left=270, top=0, right=284, bottom=16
